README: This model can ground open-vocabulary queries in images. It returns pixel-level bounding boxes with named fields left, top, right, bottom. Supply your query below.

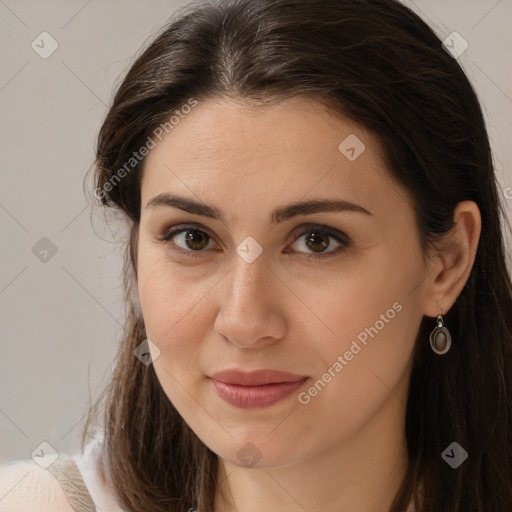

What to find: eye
left=156, top=223, right=352, bottom=260
left=157, top=224, right=216, bottom=258
left=287, top=224, right=352, bottom=260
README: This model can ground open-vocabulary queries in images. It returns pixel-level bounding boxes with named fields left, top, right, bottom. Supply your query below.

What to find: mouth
left=208, top=369, right=308, bottom=409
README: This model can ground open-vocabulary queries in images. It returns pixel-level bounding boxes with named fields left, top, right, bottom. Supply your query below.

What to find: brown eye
left=181, top=229, right=211, bottom=251
left=160, top=226, right=215, bottom=257
left=288, top=225, right=351, bottom=260
left=158, top=223, right=351, bottom=261
left=303, top=232, right=330, bottom=253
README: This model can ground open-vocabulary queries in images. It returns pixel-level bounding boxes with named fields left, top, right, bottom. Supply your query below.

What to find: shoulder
left=0, top=460, right=76, bottom=512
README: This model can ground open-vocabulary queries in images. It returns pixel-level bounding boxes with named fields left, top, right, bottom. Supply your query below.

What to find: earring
left=430, top=308, right=451, bottom=355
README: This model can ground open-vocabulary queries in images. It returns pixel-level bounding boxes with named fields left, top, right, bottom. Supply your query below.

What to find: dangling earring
left=430, top=308, right=451, bottom=355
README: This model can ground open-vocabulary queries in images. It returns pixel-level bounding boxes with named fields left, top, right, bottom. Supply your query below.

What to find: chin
left=202, top=433, right=308, bottom=470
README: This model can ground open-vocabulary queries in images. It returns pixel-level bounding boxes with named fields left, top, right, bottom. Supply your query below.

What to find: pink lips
left=209, top=369, right=308, bottom=409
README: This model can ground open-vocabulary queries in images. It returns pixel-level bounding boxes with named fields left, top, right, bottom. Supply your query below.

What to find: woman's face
left=137, top=96, right=432, bottom=469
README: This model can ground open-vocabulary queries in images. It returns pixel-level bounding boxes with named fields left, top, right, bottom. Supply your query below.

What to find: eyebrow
left=145, top=192, right=373, bottom=224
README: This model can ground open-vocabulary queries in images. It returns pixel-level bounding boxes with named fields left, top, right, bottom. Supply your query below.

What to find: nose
left=214, top=256, right=287, bottom=349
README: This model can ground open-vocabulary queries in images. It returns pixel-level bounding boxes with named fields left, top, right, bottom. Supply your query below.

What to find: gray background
left=1, top=0, right=511, bottom=461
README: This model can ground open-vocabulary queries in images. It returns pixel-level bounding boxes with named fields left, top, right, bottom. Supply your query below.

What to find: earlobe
left=422, top=200, right=481, bottom=318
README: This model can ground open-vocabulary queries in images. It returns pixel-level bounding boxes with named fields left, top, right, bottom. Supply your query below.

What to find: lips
left=209, top=369, right=308, bottom=409
left=211, top=369, right=306, bottom=386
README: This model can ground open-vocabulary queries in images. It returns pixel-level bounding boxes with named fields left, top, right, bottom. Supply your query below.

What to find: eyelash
left=156, top=223, right=352, bottom=261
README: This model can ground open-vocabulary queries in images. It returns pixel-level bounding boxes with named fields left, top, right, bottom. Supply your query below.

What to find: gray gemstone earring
left=430, top=308, right=451, bottom=355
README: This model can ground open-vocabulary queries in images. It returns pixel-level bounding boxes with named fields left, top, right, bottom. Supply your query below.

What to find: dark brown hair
left=82, top=0, right=512, bottom=510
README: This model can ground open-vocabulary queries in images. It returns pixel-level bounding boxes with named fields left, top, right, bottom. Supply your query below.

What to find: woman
left=1, top=0, right=511, bottom=510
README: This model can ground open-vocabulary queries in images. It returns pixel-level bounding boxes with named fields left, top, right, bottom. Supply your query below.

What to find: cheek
left=136, top=248, right=219, bottom=377
left=137, top=262, right=211, bottom=411
left=292, top=278, right=421, bottom=450
left=314, top=245, right=423, bottom=347
left=139, top=268, right=202, bottom=345
left=138, top=241, right=187, bottom=328
left=301, top=244, right=425, bottom=405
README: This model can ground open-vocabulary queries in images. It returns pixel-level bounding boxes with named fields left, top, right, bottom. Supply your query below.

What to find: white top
left=0, top=432, right=126, bottom=512
left=70, top=430, right=127, bottom=512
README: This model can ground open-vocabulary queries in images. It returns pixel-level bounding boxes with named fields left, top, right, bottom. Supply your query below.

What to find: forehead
left=145, top=96, right=375, bottom=168
left=140, top=96, right=404, bottom=220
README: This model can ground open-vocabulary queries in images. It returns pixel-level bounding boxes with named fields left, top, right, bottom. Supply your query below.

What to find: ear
left=422, top=200, right=481, bottom=318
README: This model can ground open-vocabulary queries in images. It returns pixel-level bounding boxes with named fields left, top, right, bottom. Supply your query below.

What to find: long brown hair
left=82, top=0, right=512, bottom=510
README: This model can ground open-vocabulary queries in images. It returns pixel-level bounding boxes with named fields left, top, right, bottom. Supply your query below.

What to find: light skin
left=136, top=96, right=481, bottom=512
